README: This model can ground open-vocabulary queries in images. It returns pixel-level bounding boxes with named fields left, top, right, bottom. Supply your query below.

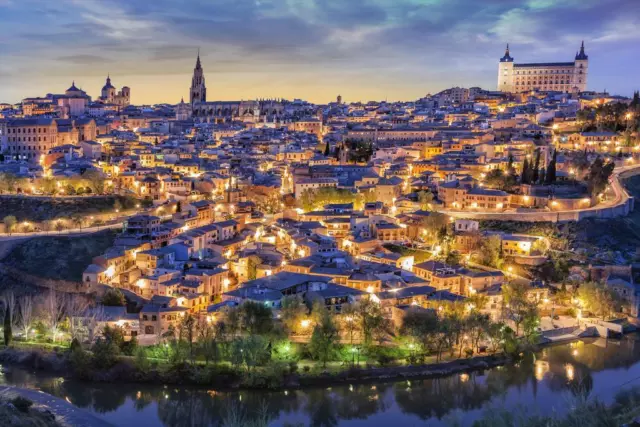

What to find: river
left=1, top=337, right=640, bottom=426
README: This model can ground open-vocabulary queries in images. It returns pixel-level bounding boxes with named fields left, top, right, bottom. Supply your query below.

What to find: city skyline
left=1, top=0, right=639, bottom=104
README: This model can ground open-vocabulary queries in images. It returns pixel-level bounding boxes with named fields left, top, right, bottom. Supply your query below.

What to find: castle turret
left=573, top=41, right=588, bottom=92
left=498, top=44, right=515, bottom=92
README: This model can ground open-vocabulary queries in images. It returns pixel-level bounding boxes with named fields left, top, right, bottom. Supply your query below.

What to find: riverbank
left=0, top=345, right=512, bottom=392
left=0, top=386, right=111, bottom=427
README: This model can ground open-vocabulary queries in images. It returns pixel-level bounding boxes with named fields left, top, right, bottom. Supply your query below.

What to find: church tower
left=573, top=41, right=588, bottom=92
left=497, top=44, right=514, bottom=93
left=190, top=52, right=206, bottom=105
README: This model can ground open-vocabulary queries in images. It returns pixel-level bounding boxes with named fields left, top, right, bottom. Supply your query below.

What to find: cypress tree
left=507, top=153, right=514, bottom=172
left=539, top=168, right=546, bottom=185
left=532, top=149, right=541, bottom=183
left=324, top=141, right=330, bottom=156
left=521, top=158, right=530, bottom=184
left=4, top=305, right=11, bottom=346
left=334, top=145, right=341, bottom=161
left=546, top=150, right=557, bottom=185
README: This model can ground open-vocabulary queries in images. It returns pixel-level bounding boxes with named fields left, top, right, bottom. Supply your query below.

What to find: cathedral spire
left=195, top=49, right=201, bottom=69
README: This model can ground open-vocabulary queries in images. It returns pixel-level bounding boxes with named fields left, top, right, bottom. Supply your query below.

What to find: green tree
left=308, top=303, right=338, bottom=367
left=532, top=149, right=541, bottom=183
left=401, top=309, right=439, bottom=355
left=102, top=288, right=126, bottom=306
left=323, top=141, right=330, bottom=156
left=240, top=301, right=274, bottom=336
left=521, top=158, right=530, bottom=184
left=417, top=190, right=434, bottom=210
left=355, top=297, right=388, bottom=346
left=577, top=281, right=623, bottom=320
left=503, top=282, right=539, bottom=336
left=478, top=235, right=503, bottom=269
left=586, top=157, right=615, bottom=198
left=545, top=150, right=557, bottom=185
left=280, top=295, right=308, bottom=335
left=179, top=313, right=197, bottom=362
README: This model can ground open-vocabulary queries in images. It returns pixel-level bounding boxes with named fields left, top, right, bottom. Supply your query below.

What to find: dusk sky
left=1, top=0, right=639, bottom=105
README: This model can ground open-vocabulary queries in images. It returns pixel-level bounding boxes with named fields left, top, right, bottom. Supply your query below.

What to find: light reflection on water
left=1, top=337, right=640, bottom=427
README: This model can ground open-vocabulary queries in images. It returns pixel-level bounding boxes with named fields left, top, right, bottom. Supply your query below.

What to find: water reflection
left=1, top=336, right=639, bottom=426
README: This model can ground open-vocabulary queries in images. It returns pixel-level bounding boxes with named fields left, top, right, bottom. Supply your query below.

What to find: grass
left=0, top=230, right=117, bottom=281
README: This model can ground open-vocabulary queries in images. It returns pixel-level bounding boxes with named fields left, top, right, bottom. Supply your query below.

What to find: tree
left=417, top=190, right=434, bottom=210
left=240, top=301, right=274, bottom=336
left=82, top=170, right=105, bottom=194
left=3, top=215, right=17, bottom=235
left=3, top=301, right=12, bottom=346
left=232, top=335, right=271, bottom=372
left=502, top=282, right=539, bottom=336
left=43, top=289, right=66, bottom=342
left=340, top=304, right=362, bottom=355
left=355, top=297, right=388, bottom=346
left=521, top=158, right=530, bottom=184
left=323, top=141, right=330, bottom=156
left=300, top=187, right=358, bottom=212
left=507, top=153, right=514, bottom=174
left=280, top=295, right=308, bottom=335
left=176, top=201, right=182, bottom=213
left=66, top=294, right=90, bottom=342
left=545, top=150, right=557, bottom=185
left=401, top=309, right=439, bottom=355
left=577, top=281, right=623, bottom=320
left=308, top=302, right=338, bottom=368
left=17, top=296, right=34, bottom=341
left=478, top=235, right=503, bottom=269
left=179, top=313, right=197, bottom=362
left=102, top=288, right=126, bottom=307
left=92, top=325, right=123, bottom=369
left=484, top=169, right=516, bottom=192
left=586, top=157, right=615, bottom=198
left=532, top=149, right=541, bottom=183
left=70, top=214, right=83, bottom=230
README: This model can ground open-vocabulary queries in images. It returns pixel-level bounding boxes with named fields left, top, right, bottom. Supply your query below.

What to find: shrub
left=11, top=396, right=33, bottom=413
left=68, top=345, right=92, bottom=378
left=121, top=336, right=138, bottom=356
left=133, top=347, right=150, bottom=372
left=92, top=338, right=120, bottom=369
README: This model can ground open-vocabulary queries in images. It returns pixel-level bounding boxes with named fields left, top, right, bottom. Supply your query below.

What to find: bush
left=10, top=396, right=33, bottom=413
left=92, top=338, right=120, bottom=369
left=68, top=345, right=92, bottom=378
left=121, top=336, right=138, bottom=356
left=240, top=362, right=288, bottom=389
left=133, top=347, right=150, bottom=372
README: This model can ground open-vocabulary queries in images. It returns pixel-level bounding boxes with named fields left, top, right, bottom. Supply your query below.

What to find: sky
left=0, top=0, right=639, bottom=105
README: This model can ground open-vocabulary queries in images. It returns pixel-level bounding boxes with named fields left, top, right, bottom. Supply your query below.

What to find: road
left=439, top=163, right=640, bottom=222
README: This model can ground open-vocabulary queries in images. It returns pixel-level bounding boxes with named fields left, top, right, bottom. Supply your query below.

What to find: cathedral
left=187, top=53, right=285, bottom=123
left=99, top=75, right=131, bottom=107
left=497, top=42, right=588, bottom=93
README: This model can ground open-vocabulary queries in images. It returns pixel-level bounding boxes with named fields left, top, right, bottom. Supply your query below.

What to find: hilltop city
left=1, top=42, right=640, bottom=406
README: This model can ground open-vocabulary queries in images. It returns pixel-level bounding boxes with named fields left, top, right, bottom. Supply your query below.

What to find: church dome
left=102, top=76, right=115, bottom=91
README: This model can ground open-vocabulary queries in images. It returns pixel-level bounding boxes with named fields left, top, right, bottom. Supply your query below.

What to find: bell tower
left=190, top=51, right=206, bottom=105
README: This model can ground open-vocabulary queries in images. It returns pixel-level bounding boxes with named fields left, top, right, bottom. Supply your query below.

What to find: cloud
left=57, top=54, right=111, bottom=64
left=1, top=0, right=640, bottom=103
